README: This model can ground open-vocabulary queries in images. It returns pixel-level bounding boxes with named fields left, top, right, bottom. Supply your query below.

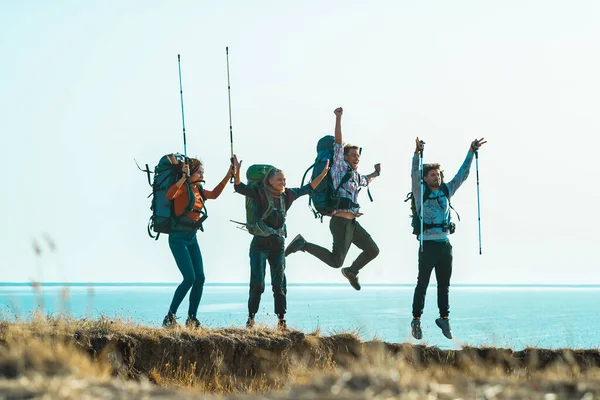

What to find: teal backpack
left=138, top=153, right=207, bottom=240
left=243, top=164, right=287, bottom=237
left=301, top=135, right=372, bottom=222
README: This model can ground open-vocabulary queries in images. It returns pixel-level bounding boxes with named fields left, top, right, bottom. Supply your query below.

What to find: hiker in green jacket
left=410, top=136, right=486, bottom=340
left=232, top=155, right=329, bottom=330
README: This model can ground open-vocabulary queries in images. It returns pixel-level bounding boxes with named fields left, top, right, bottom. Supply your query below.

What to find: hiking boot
left=246, top=317, right=255, bottom=329
left=185, top=316, right=200, bottom=329
left=411, top=318, right=423, bottom=340
left=341, top=267, right=361, bottom=291
left=435, top=317, right=453, bottom=339
left=162, top=313, right=178, bottom=328
left=284, top=234, right=306, bottom=257
left=277, top=319, right=289, bottom=331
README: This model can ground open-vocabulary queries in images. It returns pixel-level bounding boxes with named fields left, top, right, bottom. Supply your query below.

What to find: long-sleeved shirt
left=330, top=142, right=372, bottom=215
left=166, top=177, right=228, bottom=221
left=234, top=183, right=312, bottom=230
left=411, top=151, right=474, bottom=241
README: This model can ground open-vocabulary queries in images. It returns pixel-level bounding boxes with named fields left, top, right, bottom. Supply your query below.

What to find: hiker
left=162, top=158, right=234, bottom=329
left=232, top=154, right=330, bottom=330
left=410, top=137, right=486, bottom=340
left=284, top=107, right=381, bottom=291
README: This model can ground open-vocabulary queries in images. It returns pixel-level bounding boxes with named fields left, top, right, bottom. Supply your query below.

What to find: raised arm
left=310, top=159, right=330, bottom=189
left=166, top=163, right=190, bottom=200
left=334, top=107, right=343, bottom=145
left=232, top=154, right=258, bottom=199
left=445, top=138, right=486, bottom=196
left=411, top=137, right=424, bottom=201
left=204, top=164, right=235, bottom=200
left=359, top=163, right=381, bottom=186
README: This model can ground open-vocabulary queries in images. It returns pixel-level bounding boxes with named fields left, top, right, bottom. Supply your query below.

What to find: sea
left=1, top=283, right=598, bottom=351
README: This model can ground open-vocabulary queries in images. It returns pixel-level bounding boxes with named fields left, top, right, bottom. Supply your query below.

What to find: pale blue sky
left=1, top=1, right=599, bottom=284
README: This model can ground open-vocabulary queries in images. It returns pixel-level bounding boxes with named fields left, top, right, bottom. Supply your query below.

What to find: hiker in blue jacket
left=232, top=155, right=329, bottom=330
left=410, top=136, right=486, bottom=340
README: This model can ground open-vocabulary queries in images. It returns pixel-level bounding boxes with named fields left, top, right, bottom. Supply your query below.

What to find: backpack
left=404, top=183, right=459, bottom=237
left=244, top=164, right=287, bottom=237
left=300, top=135, right=356, bottom=221
left=138, top=153, right=208, bottom=240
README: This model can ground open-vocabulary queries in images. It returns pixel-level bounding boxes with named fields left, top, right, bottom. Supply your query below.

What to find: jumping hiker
left=232, top=154, right=330, bottom=330
left=162, top=158, right=234, bottom=328
left=284, top=107, right=381, bottom=291
left=410, top=137, right=486, bottom=340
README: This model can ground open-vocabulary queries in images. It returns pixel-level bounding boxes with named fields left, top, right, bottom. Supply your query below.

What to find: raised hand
left=415, top=137, right=424, bottom=154
left=470, top=138, right=487, bottom=152
left=182, top=163, right=190, bottom=177
left=233, top=154, right=243, bottom=170
left=334, top=107, right=343, bottom=117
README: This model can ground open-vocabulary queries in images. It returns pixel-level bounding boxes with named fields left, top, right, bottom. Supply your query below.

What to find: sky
left=1, top=0, right=599, bottom=284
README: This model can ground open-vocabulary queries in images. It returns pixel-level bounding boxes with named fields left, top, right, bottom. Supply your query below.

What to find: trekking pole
left=419, top=141, right=425, bottom=253
left=177, top=54, right=187, bottom=157
left=475, top=150, right=482, bottom=255
left=226, top=47, right=235, bottom=183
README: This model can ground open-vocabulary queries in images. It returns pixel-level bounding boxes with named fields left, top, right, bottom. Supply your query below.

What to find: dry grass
left=0, top=315, right=599, bottom=399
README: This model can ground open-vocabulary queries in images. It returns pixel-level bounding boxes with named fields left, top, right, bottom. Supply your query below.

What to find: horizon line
left=1, top=282, right=599, bottom=287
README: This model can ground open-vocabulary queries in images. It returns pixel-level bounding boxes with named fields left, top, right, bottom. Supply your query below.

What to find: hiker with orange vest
left=162, top=158, right=234, bottom=329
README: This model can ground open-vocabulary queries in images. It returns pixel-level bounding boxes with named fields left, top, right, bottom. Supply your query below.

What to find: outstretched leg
left=301, top=216, right=356, bottom=268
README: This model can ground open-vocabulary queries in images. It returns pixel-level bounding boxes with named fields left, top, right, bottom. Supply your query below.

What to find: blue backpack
left=301, top=135, right=356, bottom=221
left=138, top=153, right=207, bottom=240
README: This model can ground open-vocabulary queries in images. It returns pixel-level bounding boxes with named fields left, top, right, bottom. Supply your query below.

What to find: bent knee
left=332, top=257, right=345, bottom=269
left=369, top=244, right=380, bottom=258
left=251, top=283, right=266, bottom=294
left=182, top=276, right=196, bottom=287
left=195, top=275, right=206, bottom=286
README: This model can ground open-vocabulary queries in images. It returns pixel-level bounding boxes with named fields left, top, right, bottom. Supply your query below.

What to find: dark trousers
left=304, top=216, right=379, bottom=274
left=412, top=240, right=453, bottom=318
left=168, top=230, right=205, bottom=319
left=248, top=235, right=287, bottom=317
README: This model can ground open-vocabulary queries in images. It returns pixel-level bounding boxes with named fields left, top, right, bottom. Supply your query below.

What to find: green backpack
left=244, top=164, right=287, bottom=237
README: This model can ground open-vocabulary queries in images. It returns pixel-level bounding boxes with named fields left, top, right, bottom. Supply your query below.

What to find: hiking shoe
left=341, top=267, right=361, bottom=291
left=277, top=319, right=289, bottom=331
left=435, top=318, right=453, bottom=339
left=246, top=317, right=255, bottom=329
left=185, top=316, right=200, bottom=329
left=162, top=313, right=178, bottom=328
left=411, top=318, right=423, bottom=340
left=284, top=234, right=306, bottom=257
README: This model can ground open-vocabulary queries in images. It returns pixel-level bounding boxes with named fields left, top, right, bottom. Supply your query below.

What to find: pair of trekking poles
left=417, top=141, right=483, bottom=255
left=180, top=52, right=483, bottom=254
left=177, top=48, right=236, bottom=181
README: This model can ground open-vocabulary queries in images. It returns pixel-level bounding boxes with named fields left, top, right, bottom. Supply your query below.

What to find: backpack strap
left=440, top=183, right=460, bottom=221
left=332, top=167, right=355, bottom=211
left=147, top=217, right=160, bottom=240
left=301, top=162, right=316, bottom=187
left=135, top=159, right=153, bottom=187
left=335, top=167, right=353, bottom=193
left=259, top=188, right=286, bottom=221
left=173, top=182, right=209, bottom=233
